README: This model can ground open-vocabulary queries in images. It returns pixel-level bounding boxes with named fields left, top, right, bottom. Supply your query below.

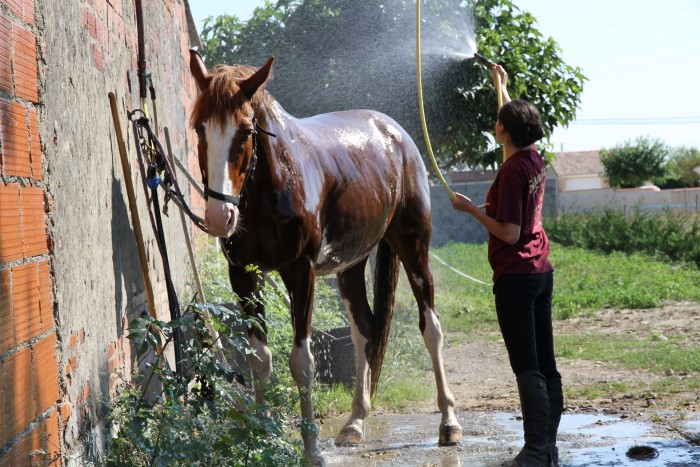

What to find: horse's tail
left=369, top=238, right=400, bottom=396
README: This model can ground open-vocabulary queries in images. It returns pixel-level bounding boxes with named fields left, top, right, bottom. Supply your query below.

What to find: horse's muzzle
left=205, top=199, right=238, bottom=238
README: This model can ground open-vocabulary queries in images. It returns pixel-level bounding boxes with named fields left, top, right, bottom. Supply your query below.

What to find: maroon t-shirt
left=485, top=147, right=553, bottom=283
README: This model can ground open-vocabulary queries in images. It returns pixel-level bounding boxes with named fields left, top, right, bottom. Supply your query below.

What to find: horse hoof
left=438, top=424, right=463, bottom=446
left=335, top=426, right=364, bottom=446
left=308, top=451, right=326, bottom=467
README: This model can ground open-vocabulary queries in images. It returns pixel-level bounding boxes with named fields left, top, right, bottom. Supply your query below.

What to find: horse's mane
left=190, top=64, right=274, bottom=129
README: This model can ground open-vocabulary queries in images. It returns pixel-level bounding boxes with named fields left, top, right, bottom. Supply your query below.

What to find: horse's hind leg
left=393, top=238, right=463, bottom=446
left=334, top=258, right=372, bottom=445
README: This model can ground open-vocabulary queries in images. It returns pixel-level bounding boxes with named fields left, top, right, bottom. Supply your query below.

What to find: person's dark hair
left=498, top=100, right=545, bottom=147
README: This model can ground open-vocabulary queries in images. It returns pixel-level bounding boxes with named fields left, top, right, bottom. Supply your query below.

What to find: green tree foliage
left=600, top=136, right=670, bottom=188
left=665, top=146, right=700, bottom=188
left=199, top=0, right=585, bottom=170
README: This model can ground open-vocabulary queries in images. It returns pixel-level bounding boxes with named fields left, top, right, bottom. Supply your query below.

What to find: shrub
left=545, top=209, right=700, bottom=266
left=106, top=288, right=309, bottom=466
left=664, top=146, right=700, bottom=188
left=600, top=136, right=669, bottom=188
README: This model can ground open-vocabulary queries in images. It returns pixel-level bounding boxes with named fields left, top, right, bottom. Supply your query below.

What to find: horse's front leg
left=334, top=260, right=372, bottom=445
left=280, top=257, right=322, bottom=463
left=228, top=263, right=272, bottom=404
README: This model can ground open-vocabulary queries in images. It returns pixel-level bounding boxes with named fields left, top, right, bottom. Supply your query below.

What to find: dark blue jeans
left=494, top=271, right=560, bottom=379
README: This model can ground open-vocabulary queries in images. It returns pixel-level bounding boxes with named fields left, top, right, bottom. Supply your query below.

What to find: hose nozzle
left=473, top=52, right=496, bottom=68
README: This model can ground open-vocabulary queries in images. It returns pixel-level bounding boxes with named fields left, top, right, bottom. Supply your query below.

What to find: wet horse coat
left=189, top=51, right=461, bottom=460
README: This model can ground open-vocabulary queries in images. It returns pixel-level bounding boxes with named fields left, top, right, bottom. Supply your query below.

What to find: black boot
left=508, top=371, right=551, bottom=467
left=546, top=378, right=563, bottom=466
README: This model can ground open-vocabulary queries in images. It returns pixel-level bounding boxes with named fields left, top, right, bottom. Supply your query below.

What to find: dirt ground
left=319, top=303, right=700, bottom=465
left=435, top=302, right=700, bottom=424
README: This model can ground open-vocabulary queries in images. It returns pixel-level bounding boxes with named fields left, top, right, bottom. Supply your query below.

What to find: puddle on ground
left=319, top=411, right=700, bottom=466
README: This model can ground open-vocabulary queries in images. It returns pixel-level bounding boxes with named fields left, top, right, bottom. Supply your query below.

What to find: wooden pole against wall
left=109, top=92, right=158, bottom=323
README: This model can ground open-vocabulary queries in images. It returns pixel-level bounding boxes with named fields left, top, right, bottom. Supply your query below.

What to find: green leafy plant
left=106, top=297, right=308, bottom=466
left=664, top=146, right=700, bottom=188
left=600, top=136, right=670, bottom=188
left=545, top=208, right=700, bottom=266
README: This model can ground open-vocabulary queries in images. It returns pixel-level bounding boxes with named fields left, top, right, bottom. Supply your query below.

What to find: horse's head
left=189, top=49, right=274, bottom=238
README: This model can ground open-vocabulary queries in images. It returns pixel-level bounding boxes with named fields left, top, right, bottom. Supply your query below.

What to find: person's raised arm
left=491, top=64, right=511, bottom=105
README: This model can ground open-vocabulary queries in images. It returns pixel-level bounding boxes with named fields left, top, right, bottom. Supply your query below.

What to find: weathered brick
left=68, top=332, right=77, bottom=350
left=0, top=360, right=5, bottom=445
left=108, top=0, right=122, bottom=17
left=0, top=15, right=11, bottom=94
left=92, top=0, right=108, bottom=19
left=0, top=98, right=31, bottom=177
left=33, top=333, right=59, bottom=414
left=2, top=0, right=33, bottom=25
left=90, top=43, right=103, bottom=72
left=38, top=261, right=52, bottom=332
left=0, top=442, right=18, bottom=466
left=82, top=7, right=97, bottom=39
left=21, top=0, right=34, bottom=25
left=28, top=107, right=41, bottom=179
left=12, top=25, right=39, bottom=102
left=1, top=0, right=22, bottom=20
left=0, top=268, right=14, bottom=354
left=21, top=185, right=47, bottom=257
left=18, top=424, right=41, bottom=465
left=0, top=183, right=23, bottom=262
left=40, top=410, right=62, bottom=465
left=12, top=262, right=41, bottom=344
left=3, top=346, right=35, bottom=440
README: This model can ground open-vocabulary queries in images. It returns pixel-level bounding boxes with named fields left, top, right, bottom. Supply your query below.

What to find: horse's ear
left=189, top=49, right=208, bottom=91
left=239, top=56, right=275, bottom=100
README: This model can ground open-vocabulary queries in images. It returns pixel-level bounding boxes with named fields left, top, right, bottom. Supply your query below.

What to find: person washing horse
left=450, top=64, right=563, bottom=467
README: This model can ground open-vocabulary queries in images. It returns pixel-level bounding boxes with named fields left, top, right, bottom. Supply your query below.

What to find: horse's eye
left=242, top=129, right=254, bottom=142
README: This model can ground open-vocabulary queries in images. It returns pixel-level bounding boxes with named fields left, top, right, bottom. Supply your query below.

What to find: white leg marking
left=422, top=306, right=462, bottom=443
left=336, top=299, right=371, bottom=445
left=289, top=337, right=320, bottom=456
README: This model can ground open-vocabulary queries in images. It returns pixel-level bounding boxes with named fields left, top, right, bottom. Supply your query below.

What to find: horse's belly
left=314, top=232, right=375, bottom=276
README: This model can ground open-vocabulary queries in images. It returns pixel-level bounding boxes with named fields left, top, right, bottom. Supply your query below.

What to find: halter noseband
left=202, top=117, right=275, bottom=206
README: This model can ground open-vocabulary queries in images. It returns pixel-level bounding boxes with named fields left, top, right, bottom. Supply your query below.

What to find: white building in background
left=549, top=150, right=608, bottom=192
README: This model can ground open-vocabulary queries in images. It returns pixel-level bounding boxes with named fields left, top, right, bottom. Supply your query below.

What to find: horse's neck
left=255, top=102, right=297, bottom=187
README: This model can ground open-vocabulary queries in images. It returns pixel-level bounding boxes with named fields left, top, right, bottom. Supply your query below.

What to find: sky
left=190, top=0, right=700, bottom=153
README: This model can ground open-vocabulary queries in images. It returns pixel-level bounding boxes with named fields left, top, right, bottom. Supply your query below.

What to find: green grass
left=194, top=236, right=700, bottom=415
left=555, top=333, right=700, bottom=373
left=425, top=242, right=700, bottom=326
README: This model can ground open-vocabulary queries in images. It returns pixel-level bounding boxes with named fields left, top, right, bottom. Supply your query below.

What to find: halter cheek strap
left=202, top=118, right=274, bottom=206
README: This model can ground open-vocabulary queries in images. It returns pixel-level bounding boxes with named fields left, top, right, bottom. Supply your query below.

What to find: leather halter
left=202, top=118, right=275, bottom=206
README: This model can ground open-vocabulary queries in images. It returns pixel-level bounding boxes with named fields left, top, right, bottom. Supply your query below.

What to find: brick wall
left=1, top=0, right=202, bottom=464
left=0, top=0, right=62, bottom=464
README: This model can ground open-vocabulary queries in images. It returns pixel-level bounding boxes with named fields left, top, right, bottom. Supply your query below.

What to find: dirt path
left=318, top=303, right=700, bottom=465
left=437, top=302, right=700, bottom=423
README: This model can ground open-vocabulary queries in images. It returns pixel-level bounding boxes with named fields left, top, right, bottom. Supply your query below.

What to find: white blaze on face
left=203, top=120, right=238, bottom=237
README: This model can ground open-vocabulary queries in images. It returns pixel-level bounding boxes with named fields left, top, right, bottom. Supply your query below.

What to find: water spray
left=416, top=0, right=454, bottom=198
left=471, top=51, right=506, bottom=162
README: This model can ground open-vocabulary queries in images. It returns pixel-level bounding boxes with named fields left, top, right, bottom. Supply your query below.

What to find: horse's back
left=283, top=109, right=431, bottom=274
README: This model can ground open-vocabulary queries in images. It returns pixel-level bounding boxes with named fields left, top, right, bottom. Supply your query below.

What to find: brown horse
left=188, top=50, right=462, bottom=462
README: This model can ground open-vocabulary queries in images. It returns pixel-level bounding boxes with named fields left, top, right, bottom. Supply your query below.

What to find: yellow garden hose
left=416, top=0, right=454, bottom=199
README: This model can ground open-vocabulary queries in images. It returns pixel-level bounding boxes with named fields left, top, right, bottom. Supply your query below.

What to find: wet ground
left=319, top=410, right=700, bottom=466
